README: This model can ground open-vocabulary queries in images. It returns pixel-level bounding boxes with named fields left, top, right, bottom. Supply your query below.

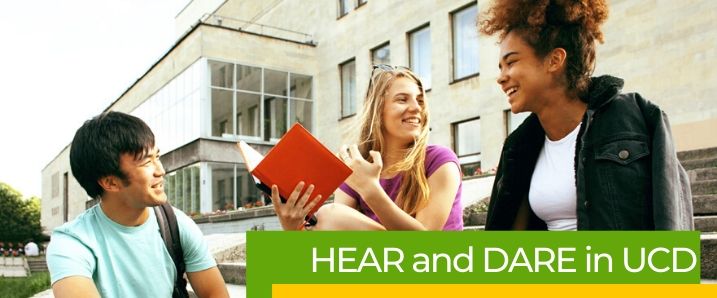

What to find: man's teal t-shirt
left=47, top=204, right=215, bottom=298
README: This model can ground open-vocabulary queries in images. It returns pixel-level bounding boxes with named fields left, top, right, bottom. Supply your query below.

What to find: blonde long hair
left=356, top=68, right=430, bottom=216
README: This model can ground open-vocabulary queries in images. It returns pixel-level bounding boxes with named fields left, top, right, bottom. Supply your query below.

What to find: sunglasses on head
left=367, top=64, right=411, bottom=95
left=371, top=64, right=410, bottom=74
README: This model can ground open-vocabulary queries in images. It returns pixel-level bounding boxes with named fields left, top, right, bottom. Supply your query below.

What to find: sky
left=0, top=0, right=186, bottom=198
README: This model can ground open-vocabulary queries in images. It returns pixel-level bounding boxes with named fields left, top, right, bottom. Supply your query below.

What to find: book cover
left=237, top=123, right=353, bottom=220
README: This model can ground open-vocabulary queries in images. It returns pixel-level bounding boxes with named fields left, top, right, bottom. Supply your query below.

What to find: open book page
left=236, top=141, right=264, bottom=172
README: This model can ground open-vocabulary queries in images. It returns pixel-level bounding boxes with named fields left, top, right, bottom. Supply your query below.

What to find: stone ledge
left=218, top=262, right=246, bottom=285
left=678, top=147, right=717, bottom=162
left=696, top=215, right=717, bottom=233
left=691, top=168, right=717, bottom=182
left=194, top=206, right=276, bottom=224
left=701, top=233, right=717, bottom=279
left=692, top=179, right=717, bottom=196
left=694, top=195, right=717, bottom=215
left=682, top=157, right=717, bottom=171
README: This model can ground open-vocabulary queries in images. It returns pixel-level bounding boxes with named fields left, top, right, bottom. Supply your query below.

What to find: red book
left=237, top=123, right=352, bottom=222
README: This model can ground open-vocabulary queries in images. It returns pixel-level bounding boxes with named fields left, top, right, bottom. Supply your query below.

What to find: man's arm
left=187, top=267, right=229, bottom=298
left=174, top=208, right=229, bottom=297
left=52, top=276, right=101, bottom=298
left=47, top=231, right=100, bottom=298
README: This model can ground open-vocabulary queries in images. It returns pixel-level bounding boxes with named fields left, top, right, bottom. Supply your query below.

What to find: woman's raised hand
left=339, top=144, right=383, bottom=196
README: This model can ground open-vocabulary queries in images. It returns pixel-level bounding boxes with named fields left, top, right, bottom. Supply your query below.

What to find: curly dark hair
left=479, top=0, right=609, bottom=98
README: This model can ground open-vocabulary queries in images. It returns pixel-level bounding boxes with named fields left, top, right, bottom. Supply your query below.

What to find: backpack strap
left=155, top=203, right=189, bottom=298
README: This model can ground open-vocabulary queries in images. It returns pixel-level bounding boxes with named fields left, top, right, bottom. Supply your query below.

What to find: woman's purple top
left=338, top=144, right=464, bottom=230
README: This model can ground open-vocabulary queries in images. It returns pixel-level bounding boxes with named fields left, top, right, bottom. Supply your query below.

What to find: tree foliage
left=0, top=181, right=43, bottom=242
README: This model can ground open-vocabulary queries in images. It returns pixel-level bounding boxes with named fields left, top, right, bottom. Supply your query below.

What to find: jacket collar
left=504, top=75, right=623, bottom=156
left=585, top=75, right=624, bottom=111
left=504, top=112, right=544, bottom=158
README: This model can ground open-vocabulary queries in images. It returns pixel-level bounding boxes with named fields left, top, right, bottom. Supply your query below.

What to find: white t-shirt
left=529, top=123, right=582, bottom=231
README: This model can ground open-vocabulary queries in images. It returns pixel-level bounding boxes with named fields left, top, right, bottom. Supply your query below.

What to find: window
left=165, top=162, right=265, bottom=214
left=236, top=64, right=261, bottom=92
left=372, top=42, right=390, bottom=66
left=131, top=59, right=203, bottom=154
left=209, top=60, right=233, bottom=88
left=452, top=3, right=479, bottom=80
left=409, top=25, right=432, bottom=90
left=264, top=69, right=289, bottom=140
left=340, top=59, right=357, bottom=118
left=205, top=162, right=262, bottom=212
left=236, top=93, right=260, bottom=137
left=338, top=0, right=353, bottom=17
left=264, top=95, right=288, bottom=140
left=505, top=110, right=530, bottom=136
left=165, top=164, right=201, bottom=214
left=206, top=60, right=313, bottom=141
left=211, top=89, right=233, bottom=137
left=210, top=163, right=234, bottom=212
left=63, top=172, right=69, bottom=222
left=453, top=117, right=481, bottom=177
left=290, top=73, right=313, bottom=129
left=51, top=172, right=59, bottom=198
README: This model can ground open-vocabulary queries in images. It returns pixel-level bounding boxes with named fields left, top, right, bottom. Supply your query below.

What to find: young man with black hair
left=47, top=111, right=228, bottom=297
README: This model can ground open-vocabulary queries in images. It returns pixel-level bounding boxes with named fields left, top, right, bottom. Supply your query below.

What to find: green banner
left=247, top=231, right=701, bottom=297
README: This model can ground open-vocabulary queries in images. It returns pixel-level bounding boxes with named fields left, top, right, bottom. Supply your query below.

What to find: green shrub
left=0, top=272, right=51, bottom=298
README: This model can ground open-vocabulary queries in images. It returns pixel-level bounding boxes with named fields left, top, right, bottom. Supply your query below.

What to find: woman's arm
left=332, top=189, right=360, bottom=210
left=415, top=162, right=461, bottom=229
left=314, top=189, right=386, bottom=230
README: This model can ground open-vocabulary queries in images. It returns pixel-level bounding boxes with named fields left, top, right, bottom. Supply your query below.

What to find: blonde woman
left=271, top=66, right=463, bottom=231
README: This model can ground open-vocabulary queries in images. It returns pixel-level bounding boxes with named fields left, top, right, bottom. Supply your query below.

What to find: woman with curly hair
left=271, top=66, right=464, bottom=231
left=480, top=0, right=693, bottom=230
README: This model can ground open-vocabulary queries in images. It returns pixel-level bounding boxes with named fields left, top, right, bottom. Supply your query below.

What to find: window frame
left=337, top=0, right=353, bottom=19
left=371, top=41, right=391, bottom=66
left=450, top=1, right=480, bottom=83
left=339, top=58, right=357, bottom=120
left=206, top=58, right=314, bottom=143
left=407, top=23, right=432, bottom=92
left=452, top=116, right=482, bottom=158
left=452, top=116, right=482, bottom=177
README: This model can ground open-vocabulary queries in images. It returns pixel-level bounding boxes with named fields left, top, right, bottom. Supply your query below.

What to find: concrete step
left=695, top=215, right=717, bottom=232
left=218, top=262, right=246, bottom=285
left=678, top=147, right=717, bottom=162
left=682, top=157, right=717, bottom=171
left=692, top=179, right=717, bottom=196
left=694, top=195, right=717, bottom=215
left=690, top=168, right=717, bottom=182
left=465, top=212, right=487, bottom=226
left=702, top=233, right=717, bottom=279
left=28, top=265, right=48, bottom=272
left=462, top=225, right=485, bottom=231
left=26, top=257, right=48, bottom=272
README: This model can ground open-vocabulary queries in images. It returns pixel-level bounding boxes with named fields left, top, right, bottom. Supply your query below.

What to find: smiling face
left=497, top=31, right=554, bottom=114
left=381, top=76, right=425, bottom=148
left=116, top=147, right=167, bottom=208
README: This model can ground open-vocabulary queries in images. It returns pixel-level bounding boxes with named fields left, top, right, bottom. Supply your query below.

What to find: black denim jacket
left=486, top=75, right=694, bottom=230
